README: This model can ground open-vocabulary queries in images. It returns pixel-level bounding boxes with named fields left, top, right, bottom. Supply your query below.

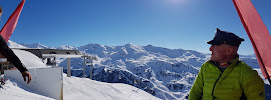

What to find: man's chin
left=210, top=57, right=216, bottom=61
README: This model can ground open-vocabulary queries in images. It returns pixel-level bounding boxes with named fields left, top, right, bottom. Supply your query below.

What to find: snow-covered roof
left=13, top=48, right=82, bottom=58
left=12, top=49, right=50, bottom=69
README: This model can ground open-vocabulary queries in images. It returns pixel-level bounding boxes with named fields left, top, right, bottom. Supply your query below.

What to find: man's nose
left=209, top=45, right=214, bottom=51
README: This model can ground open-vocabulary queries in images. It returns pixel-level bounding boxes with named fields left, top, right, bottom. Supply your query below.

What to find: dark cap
left=207, top=28, right=244, bottom=47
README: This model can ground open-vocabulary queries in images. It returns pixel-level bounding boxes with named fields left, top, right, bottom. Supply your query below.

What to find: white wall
left=4, top=67, right=63, bottom=100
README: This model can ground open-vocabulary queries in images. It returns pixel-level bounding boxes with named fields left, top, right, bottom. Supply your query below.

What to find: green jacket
left=189, top=57, right=265, bottom=100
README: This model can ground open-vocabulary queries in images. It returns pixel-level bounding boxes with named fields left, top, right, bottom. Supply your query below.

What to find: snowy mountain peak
left=82, top=43, right=107, bottom=50
left=123, top=43, right=146, bottom=54
left=58, top=45, right=77, bottom=50
left=20, top=43, right=50, bottom=49
left=125, top=43, right=133, bottom=46
left=8, top=40, right=27, bottom=48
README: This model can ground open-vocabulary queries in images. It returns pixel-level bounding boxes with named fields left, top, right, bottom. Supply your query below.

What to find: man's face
left=209, top=44, right=229, bottom=63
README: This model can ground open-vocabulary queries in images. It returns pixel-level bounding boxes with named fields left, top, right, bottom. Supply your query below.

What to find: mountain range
left=8, top=41, right=262, bottom=100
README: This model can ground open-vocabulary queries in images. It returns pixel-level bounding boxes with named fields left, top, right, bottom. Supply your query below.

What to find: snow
left=19, top=43, right=49, bottom=49
left=0, top=76, right=54, bottom=100
left=63, top=74, right=160, bottom=100
left=8, top=40, right=27, bottom=48
left=12, top=49, right=50, bottom=69
left=58, top=45, right=78, bottom=50
left=255, top=68, right=270, bottom=85
left=0, top=74, right=160, bottom=100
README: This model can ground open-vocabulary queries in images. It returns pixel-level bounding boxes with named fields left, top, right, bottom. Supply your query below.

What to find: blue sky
left=0, top=0, right=270, bottom=55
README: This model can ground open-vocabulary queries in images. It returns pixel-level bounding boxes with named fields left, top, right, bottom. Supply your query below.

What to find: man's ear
left=0, top=6, right=2, bottom=17
left=226, top=47, right=234, bottom=55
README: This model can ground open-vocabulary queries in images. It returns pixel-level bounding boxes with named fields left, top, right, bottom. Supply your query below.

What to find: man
left=189, top=28, right=265, bottom=100
left=0, top=6, right=32, bottom=84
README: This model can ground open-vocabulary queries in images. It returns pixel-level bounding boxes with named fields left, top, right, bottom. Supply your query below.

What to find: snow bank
left=0, top=76, right=54, bottom=100
left=63, top=74, right=160, bottom=100
left=12, top=49, right=50, bottom=69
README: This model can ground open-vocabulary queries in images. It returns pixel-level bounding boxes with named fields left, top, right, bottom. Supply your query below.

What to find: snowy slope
left=20, top=43, right=50, bottom=49
left=0, top=74, right=160, bottom=100
left=0, top=77, right=53, bottom=100
left=8, top=40, right=27, bottom=48
left=63, top=74, right=160, bottom=100
left=12, top=49, right=50, bottom=69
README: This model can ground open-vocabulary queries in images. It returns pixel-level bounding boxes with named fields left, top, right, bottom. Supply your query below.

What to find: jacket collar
left=209, top=55, right=240, bottom=73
